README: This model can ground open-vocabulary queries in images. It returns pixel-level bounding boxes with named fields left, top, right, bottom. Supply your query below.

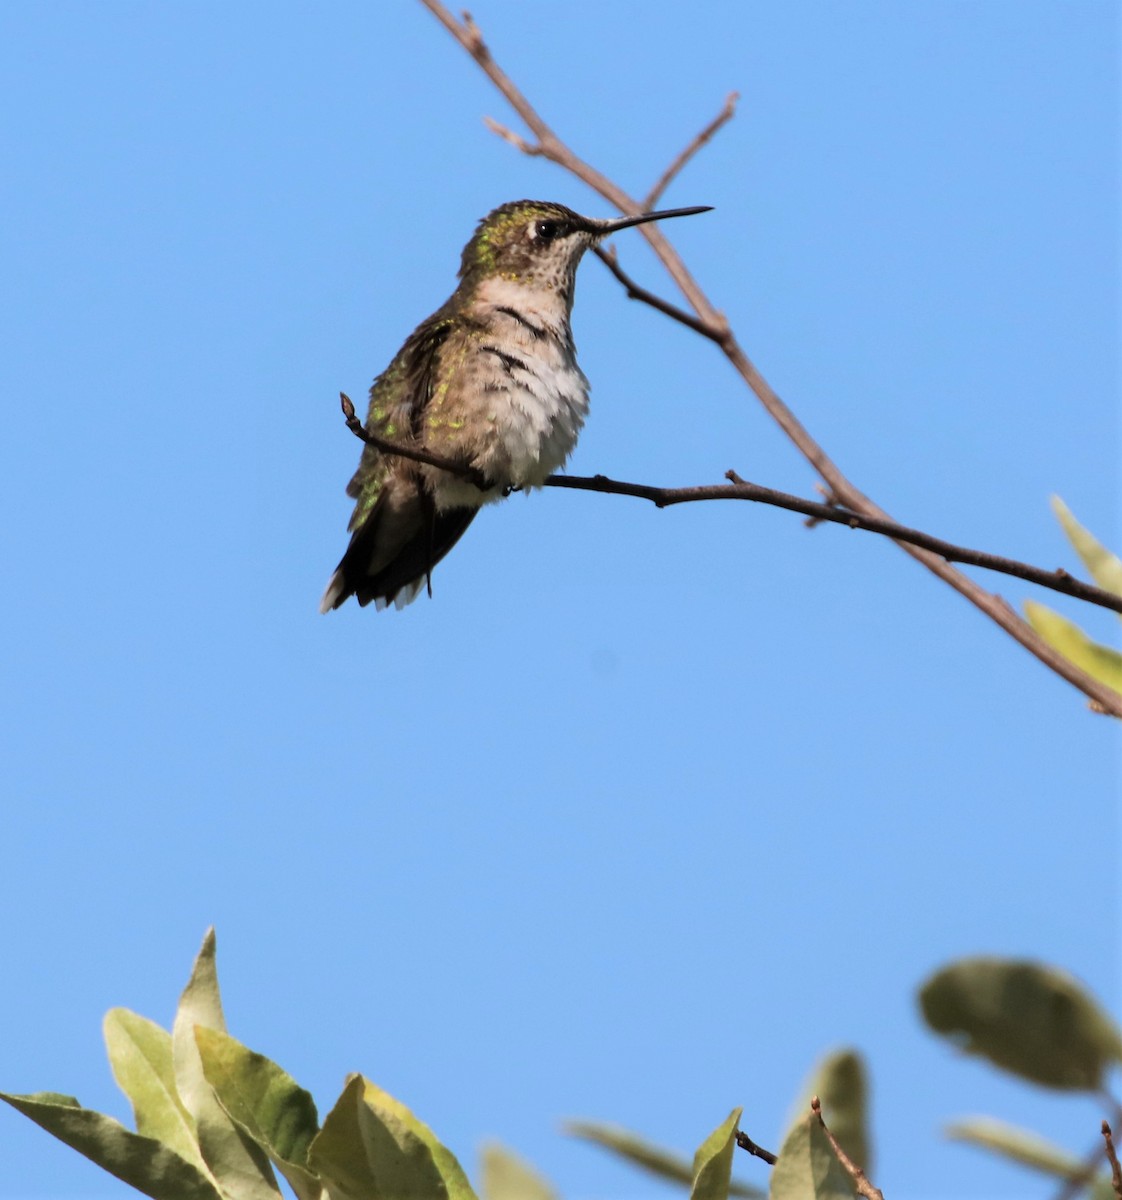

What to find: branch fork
left=407, top=0, right=1121, bottom=714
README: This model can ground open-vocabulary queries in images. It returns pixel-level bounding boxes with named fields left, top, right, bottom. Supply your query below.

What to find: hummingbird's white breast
left=427, top=277, right=591, bottom=510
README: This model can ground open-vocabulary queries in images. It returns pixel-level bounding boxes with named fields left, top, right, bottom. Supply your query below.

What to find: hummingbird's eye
left=533, top=219, right=562, bottom=242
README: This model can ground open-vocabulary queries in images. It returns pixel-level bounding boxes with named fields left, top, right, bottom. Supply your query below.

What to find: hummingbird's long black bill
left=597, top=205, right=713, bottom=234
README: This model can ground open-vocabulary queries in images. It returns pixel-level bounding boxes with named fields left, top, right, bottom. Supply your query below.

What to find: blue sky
left=1, top=3, right=1118, bottom=1199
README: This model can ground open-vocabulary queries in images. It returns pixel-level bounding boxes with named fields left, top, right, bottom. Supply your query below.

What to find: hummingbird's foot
left=501, top=484, right=525, bottom=497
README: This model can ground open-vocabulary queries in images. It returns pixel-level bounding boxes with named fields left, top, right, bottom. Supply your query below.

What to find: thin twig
left=812, top=1097, right=884, bottom=1200
left=644, top=91, right=739, bottom=210
left=333, top=399, right=1122, bottom=614
left=1104, top=1122, right=1122, bottom=1200
left=734, top=1129, right=778, bottom=1166
left=551, top=471, right=1122, bottom=614
left=1053, top=1133, right=1114, bottom=1200
left=590, top=241, right=1122, bottom=623
left=338, top=392, right=491, bottom=490
left=417, top=0, right=722, bottom=326
left=482, top=115, right=541, bottom=155
left=416, top=0, right=1122, bottom=716
left=592, top=245, right=720, bottom=342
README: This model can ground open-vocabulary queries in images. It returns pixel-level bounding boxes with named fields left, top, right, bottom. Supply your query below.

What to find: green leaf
left=1024, top=601, right=1122, bottom=694
left=171, top=930, right=282, bottom=1200
left=1052, top=497, right=1122, bottom=602
left=172, top=929, right=229, bottom=1113
left=104, top=1008, right=210, bottom=1178
left=195, top=1025, right=322, bottom=1200
left=479, top=1142, right=558, bottom=1200
left=919, top=958, right=1122, bottom=1089
left=690, top=1108, right=743, bottom=1200
left=309, top=1074, right=476, bottom=1200
left=364, top=1078, right=475, bottom=1200
left=563, top=1119, right=762, bottom=1198
left=945, top=1116, right=1118, bottom=1200
left=787, top=1051, right=870, bottom=1178
left=309, top=1077, right=397, bottom=1200
left=946, top=1116, right=1086, bottom=1180
left=0, top=1090, right=224, bottom=1200
left=769, top=1116, right=855, bottom=1200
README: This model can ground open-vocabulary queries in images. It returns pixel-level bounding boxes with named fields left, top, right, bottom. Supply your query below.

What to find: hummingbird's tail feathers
left=318, top=569, right=348, bottom=614
left=352, top=505, right=478, bottom=609
left=319, top=484, right=478, bottom=612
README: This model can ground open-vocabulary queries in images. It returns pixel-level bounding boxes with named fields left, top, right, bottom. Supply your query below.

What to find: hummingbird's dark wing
left=320, top=314, right=480, bottom=611
left=334, top=498, right=477, bottom=608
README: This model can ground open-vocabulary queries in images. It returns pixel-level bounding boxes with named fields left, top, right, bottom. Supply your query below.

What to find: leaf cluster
left=2, top=931, right=469, bottom=1200
left=1, top=932, right=872, bottom=1200
left=8, top=935, right=1121, bottom=1200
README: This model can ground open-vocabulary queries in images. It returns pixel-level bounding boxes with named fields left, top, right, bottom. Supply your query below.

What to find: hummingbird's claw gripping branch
left=811, top=1097, right=885, bottom=1200
left=338, top=392, right=491, bottom=491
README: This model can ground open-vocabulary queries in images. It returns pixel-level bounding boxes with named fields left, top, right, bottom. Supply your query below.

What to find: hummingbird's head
left=458, top=199, right=711, bottom=304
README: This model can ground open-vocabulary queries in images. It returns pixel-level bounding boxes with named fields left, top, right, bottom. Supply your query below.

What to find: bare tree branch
left=644, top=91, right=740, bottom=210
left=812, top=1097, right=885, bottom=1200
left=1104, top=1122, right=1122, bottom=1200
left=417, top=1, right=721, bottom=324
left=482, top=115, right=541, bottom=156
left=547, top=471, right=1122, bottom=615
left=592, top=245, right=720, bottom=342
left=415, top=0, right=1122, bottom=716
left=1053, top=1134, right=1115, bottom=1200
left=336, top=401, right=1122, bottom=615
left=734, top=1128, right=778, bottom=1166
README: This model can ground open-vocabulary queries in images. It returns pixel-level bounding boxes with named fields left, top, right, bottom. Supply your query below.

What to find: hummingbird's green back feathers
left=343, top=317, right=456, bottom=527
left=319, top=314, right=468, bottom=612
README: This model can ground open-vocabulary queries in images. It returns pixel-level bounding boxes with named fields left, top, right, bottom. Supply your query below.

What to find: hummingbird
left=320, top=199, right=711, bottom=612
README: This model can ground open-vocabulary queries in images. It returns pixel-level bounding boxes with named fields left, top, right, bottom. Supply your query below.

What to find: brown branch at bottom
left=734, top=1129, right=778, bottom=1166
left=1104, top=1122, right=1122, bottom=1200
left=812, top=1097, right=884, bottom=1200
